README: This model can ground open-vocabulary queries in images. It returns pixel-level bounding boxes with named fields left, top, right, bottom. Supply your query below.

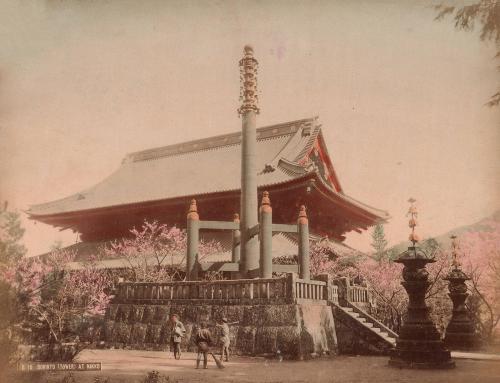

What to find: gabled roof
left=28, top=118, right=326, bottom=216
left=27, top=117, right=388, bottom=229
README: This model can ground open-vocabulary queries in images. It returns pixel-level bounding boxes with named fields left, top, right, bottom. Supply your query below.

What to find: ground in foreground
left=9, top=349, right=500, bottom=383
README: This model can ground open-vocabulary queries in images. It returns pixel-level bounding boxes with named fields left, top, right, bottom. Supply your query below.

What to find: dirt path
left=12, top=349, right=500, bottom=383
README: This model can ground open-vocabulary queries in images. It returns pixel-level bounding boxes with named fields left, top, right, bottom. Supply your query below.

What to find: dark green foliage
left=0, top=201, right=26, bottom=264
left=370, top=224, right=388, bottom=262
left=435, top=1, right=500, bottom=107
left=420, top=237, right=441, bottom=258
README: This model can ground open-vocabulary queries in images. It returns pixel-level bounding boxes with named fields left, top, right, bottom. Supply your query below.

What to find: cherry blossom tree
left=356, top=257, right=407, bottom=331
left=310, top=234, right=452, bottom=333
left=104, top=220, right=222, bottom=282
left=454, top=220, right=500, bottom=340
left=0, top=202, right=26, bottom=377
left=309, top=238, right=360, bottom=279
left=1, top=249, right=113, bottom=361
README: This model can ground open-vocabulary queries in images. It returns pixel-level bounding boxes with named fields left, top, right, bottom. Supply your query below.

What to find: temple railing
left=330, top=276, right=373, bottom=309
left=116, top=277, right=287, bottom=303
left=113, top=274, right=374, bottom=308
left=114, top=274, right=335, bottom=305
left=293, top=277, right=327, bottom=301
left=348, top=285, right=370, bottom=304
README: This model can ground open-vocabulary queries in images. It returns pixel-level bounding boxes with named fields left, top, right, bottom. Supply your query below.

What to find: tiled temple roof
left=27, top=117, right=388, bottom=223
left=28, top=118, right=322, bottom=216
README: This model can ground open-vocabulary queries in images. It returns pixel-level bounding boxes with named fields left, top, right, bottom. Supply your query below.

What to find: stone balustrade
left=348, top=285, right=370, bottom=304
left=294, top=278, right=327, bottom=301
left=114, top=274, right=344, bottom=305
left=116, top=277, right=287, bottom=303
left=113, top=274, right=373, bottom=308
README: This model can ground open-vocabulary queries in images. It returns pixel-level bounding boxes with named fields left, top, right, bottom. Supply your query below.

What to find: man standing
left=195, top=322, right=213, bottom=369
left=169, top=314, right=186, bottom=360
left=216, top=317, right=237, bottom=362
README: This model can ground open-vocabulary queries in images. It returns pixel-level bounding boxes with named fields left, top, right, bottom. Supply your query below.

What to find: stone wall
left=103, top=301, right=337, bottom=359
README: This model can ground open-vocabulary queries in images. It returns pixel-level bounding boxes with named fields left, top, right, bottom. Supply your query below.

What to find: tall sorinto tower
left=238, top=45, right=260, bottom=276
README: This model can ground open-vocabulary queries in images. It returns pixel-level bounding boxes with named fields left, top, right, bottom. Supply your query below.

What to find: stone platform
left=103, top=275, right=338, bottom=359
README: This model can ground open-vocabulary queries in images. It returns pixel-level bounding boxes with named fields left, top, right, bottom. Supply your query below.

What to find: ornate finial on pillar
left=238, top=45, right=259, bottom=116
left=297, top=205, right=308, bottom=225
left=450, top=234, right=460, bottom=268
left=407, top=197, right=419, bottom=246
left=260, top=191, right=272, bottom=213
left=187, top=199, right=199, bottom=220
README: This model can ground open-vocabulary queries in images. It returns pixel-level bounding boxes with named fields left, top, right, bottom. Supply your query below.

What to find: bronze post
left=238, top=45, right=260, bottom=277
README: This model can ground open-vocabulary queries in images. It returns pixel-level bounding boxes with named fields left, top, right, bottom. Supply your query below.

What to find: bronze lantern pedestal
left=444, top=267, right=480, bottom=350
left=389, top=246, right=455, bottom=369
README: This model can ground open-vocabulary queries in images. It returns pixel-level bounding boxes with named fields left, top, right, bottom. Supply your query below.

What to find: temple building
left=27, top=46, right=397, bottom=358
left=28, top=117, right=388, bottom=265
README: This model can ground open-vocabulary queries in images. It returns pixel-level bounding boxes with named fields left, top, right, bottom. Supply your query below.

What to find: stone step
left=334, top=304, right=397, bottom=350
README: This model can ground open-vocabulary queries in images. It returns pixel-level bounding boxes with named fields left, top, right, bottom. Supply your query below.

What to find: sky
left=0, top=0, right=499, bottom=256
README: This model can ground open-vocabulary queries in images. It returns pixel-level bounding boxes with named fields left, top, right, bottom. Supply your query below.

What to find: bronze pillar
left=238, top=45, right=260, bottom=277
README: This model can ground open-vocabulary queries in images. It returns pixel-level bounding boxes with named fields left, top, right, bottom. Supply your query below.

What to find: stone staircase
left=330, top=301, right=398, bottom=354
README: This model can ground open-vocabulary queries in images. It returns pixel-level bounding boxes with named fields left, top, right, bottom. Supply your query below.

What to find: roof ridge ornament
left=238, top=45, right=260, bottom=116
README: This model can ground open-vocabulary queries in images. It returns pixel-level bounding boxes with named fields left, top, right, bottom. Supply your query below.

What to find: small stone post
left=316, top=274, right=332, bottom=301
left=444, top=235, right=479, bottom=350
left=389, top=198, right=454, bottom=369
left=186, top=199, right=199, bottom=281
left=259, top=191, right=273, bottom=279
left=297, top=205, right=310, bottom=280
left=232, top=213, right=241, bottom=263
left=231, top=213, right=241, bottom=280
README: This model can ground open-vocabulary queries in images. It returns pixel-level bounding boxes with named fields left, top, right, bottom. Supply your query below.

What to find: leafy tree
left=435, top=1, right=500, bottom=107
left=371, top=223, right=388, bottom=262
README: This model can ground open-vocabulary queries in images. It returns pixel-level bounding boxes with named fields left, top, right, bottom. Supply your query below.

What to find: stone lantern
left=389, top=198, right=455, bottom=369
left=443, top=235, right=479, bottom=350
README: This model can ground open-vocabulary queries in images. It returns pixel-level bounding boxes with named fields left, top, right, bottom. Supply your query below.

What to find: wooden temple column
left=186, top=199, right=199, bottom=281
left=298, top=205, right=310, bottom=280
left=259, top=191, right=273, bottom=279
